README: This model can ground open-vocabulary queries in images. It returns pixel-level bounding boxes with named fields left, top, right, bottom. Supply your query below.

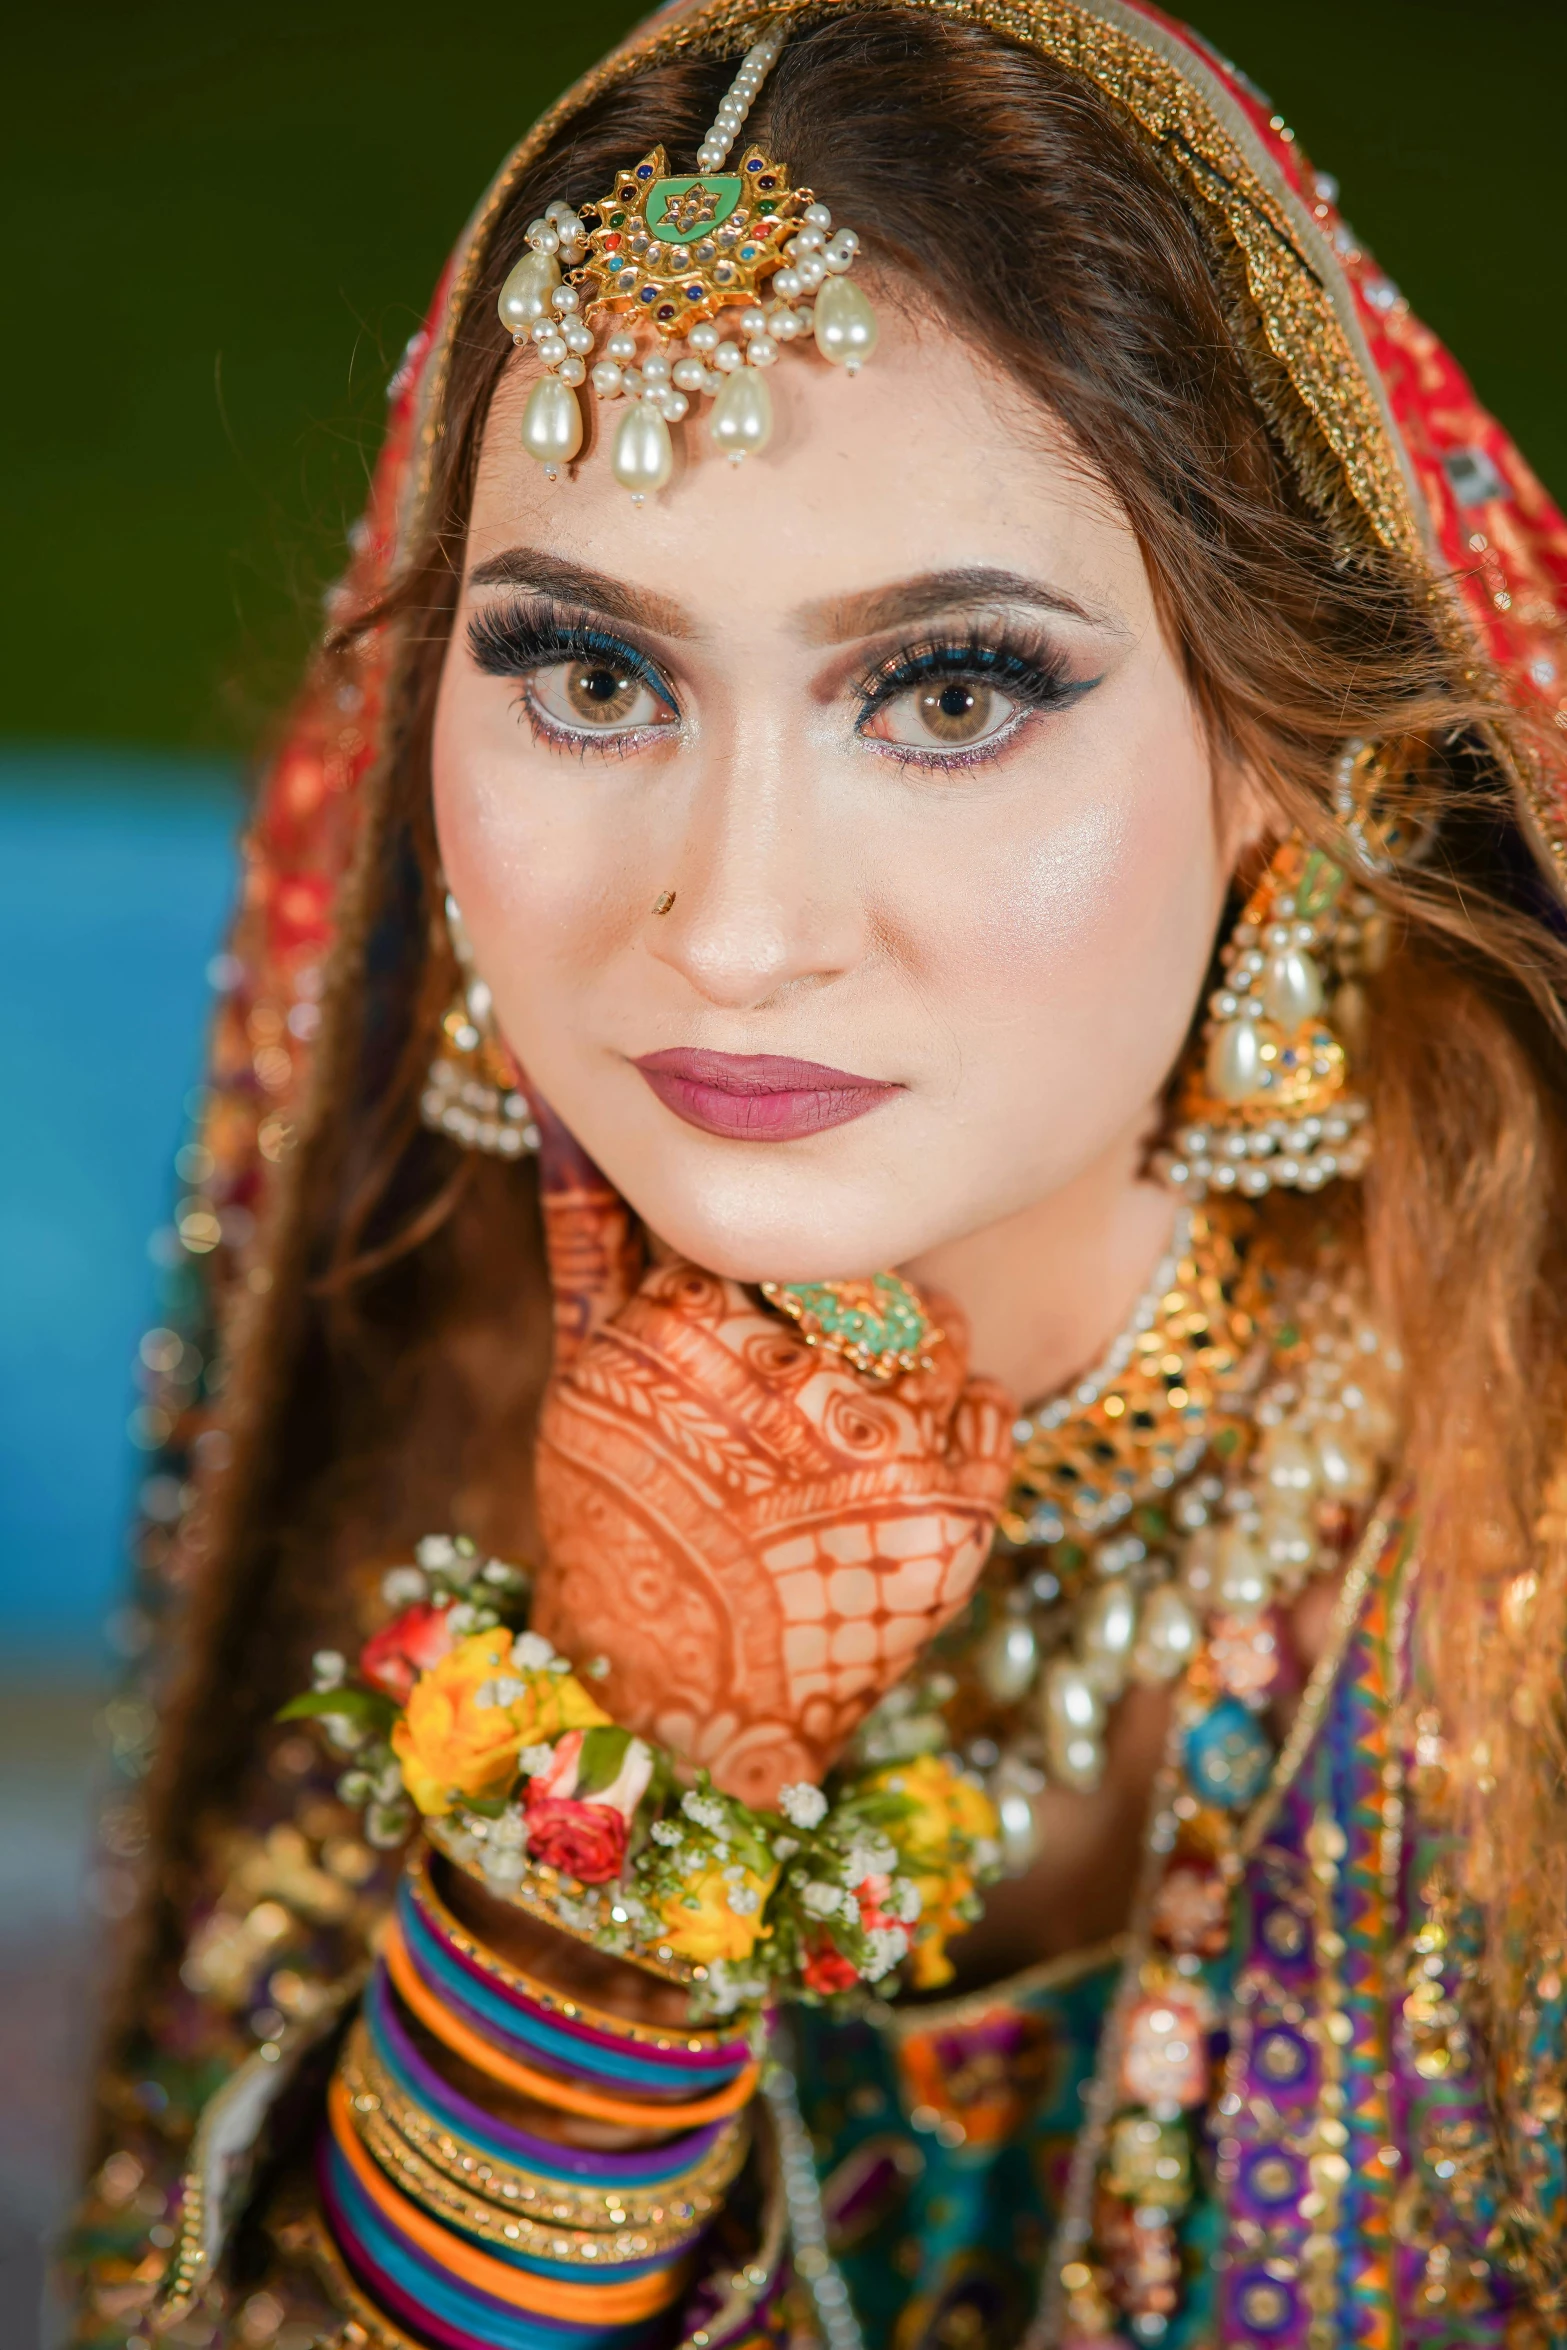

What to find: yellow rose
left=657, top=1860, right=778, bottom=1966
left=391, top=1629, right=610, bottom=1817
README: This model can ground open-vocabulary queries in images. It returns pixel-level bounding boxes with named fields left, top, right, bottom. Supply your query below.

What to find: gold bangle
left=343, top=2067, right=715, bottom=2264
left=328, top=2076, right=692, bottom=2323
left=383, top=1917, right=760, bottom=2129
left=410, top=1847, right=754, bottom=2053
left=345, top=2018, right=749, bottom=2230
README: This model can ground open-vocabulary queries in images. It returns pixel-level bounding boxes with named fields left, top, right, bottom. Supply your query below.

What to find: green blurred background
left=6, top=0, right=1567, bottom=752
left=0, top=7, right=1562, bottom=2336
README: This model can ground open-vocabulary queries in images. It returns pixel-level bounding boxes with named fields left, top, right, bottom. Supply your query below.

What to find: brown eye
left=866, top=675, right=1014, bottom=756
left=528, top=658, right=676, bottom=738
left=914, top=681, right=998, bottom=745
left=565, top=660, right=642, bottom=722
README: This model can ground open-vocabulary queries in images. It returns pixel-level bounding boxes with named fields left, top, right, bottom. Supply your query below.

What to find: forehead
left=465, top=298, right=1150, bottom=632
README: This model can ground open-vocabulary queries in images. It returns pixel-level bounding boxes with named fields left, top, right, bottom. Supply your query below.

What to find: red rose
left=523, top=1788, right=629, bottom=1884
left=360, top=1601, right=456, bottom=1702
left=802, top=1937, right=861, bottom=1997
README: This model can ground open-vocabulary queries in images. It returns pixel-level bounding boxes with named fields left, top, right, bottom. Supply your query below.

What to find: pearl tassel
left=695, top=26, right=787, bottom=174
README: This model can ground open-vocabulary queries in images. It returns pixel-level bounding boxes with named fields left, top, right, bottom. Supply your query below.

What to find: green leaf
left=574, top=1724, right=633, bottom=1797
left=276, top=1687, right=398, bottom=1733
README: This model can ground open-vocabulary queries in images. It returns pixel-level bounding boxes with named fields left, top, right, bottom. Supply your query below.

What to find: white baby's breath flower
left=860, top=1925, right=909, bottom=1981
left=802, top=1880, right=856, bottom=1922
left=445, top=1603, right=479, bottom=1636
left=473, top=1675, right=526, bottom=1711
left=488, top=1805, right=528, bottom=1851
left=650, top=1820, right=684, bottom=1848
left=415, top=1535, right=458, bottom=1571
left=771, top=1834, right=800, bottom=1860
left=516, top=1744, right=556, bottom=1777
left=380, top=1566, right=428, bottom=1609
left=511, top=1632, right=557, bottom=1672
left=843, top=1839, right=897, bottom=1885
left=681, top=1791, right=727, bottom=1832
left=779, top=1783, right=828, bottom=1829
left=726, top=1883, right=762, bottom=1916
left=310, top=1650, right=346, bottom=1691
left=883, top=1879, right=922, bottom=1923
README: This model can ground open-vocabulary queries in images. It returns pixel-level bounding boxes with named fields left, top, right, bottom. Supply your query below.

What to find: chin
left=613, top=1154, right=931, bottom=1287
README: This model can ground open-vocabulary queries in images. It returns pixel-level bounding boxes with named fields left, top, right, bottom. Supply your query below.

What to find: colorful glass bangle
left=350, top=2008, right=749, bottom=2229
left=343, top=2068, right=712, bottom=2265
left=411, top=1849, right=756, bottom=2066
left=400, top=1868, right=755, bottom=2096
left=363, top=1966, right=737, bottom=2190
left=382, top=1919, right=760, bottom=2129
left=326, top=2075, right=693, bottom=2323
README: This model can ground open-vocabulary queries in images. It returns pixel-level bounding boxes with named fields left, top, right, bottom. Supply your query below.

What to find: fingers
left=947, top=1371, right=1021, bottom=1506
left=530, top=1087, right=645, bottom=1373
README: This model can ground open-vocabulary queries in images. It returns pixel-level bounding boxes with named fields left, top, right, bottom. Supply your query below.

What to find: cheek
left=431, top=670, right=638, bottom=1004
left=894, top=699, right=1223, bottom=1121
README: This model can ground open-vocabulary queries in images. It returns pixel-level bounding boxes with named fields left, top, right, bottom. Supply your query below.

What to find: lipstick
left=632, top=1048, right=901, bottom=1141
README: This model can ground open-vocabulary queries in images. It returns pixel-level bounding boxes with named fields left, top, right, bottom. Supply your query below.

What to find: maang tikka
left=421, top=895, right=540, bottom=1158
left=497, top=24, right=877, bottom=497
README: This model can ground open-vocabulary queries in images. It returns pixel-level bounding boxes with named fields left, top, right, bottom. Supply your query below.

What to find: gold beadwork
left=1002, top=1204, right=1261, bottom=1546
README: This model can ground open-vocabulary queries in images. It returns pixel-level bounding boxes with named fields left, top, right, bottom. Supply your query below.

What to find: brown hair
left=149, top=4, right=1567, bottom=2201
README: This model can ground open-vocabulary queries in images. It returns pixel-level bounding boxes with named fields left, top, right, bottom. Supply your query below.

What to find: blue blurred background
left=3, top=1, right=1565, bottom=2340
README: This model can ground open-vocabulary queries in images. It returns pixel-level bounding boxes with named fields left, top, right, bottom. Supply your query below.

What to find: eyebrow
left=793, top=567, right=1127, bottom=645
left=465, top=549, right=1125, bottom=648
left=466, top=547, right=698, bottom=638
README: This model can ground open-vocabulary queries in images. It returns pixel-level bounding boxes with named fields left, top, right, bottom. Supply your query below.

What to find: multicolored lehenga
left=61, top=2, right=1567, bottom=2347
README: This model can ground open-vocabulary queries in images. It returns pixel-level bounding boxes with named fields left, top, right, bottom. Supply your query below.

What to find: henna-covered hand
left=529, top=1106, right=1016, bottom=1810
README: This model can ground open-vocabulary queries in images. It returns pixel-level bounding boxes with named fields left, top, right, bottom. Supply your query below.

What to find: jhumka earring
left=1154, top=739, right=1415, bottom=1201
left=420, top=895, right=540, bottom=1159
left=497, top=25, right=876, bottom=497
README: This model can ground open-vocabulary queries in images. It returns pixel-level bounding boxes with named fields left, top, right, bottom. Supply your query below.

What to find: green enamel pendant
left=759, top=1272, right=940, bottom=1383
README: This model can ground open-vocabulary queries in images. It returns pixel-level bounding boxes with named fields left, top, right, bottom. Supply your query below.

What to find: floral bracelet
left=282, top=1536, right=1000, bottom=2017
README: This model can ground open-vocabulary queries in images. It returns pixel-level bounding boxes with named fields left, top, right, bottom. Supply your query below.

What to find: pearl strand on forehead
left=696, top=24, right=789, bottom=174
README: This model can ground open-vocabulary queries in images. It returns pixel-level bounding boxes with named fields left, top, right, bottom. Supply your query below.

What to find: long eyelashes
left=466, top=599, right=679, bottom=754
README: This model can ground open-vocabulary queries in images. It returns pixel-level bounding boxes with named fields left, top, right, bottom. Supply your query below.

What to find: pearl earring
left=1155, top=740, right=1419, bottom=1201
left=420, top=895, right=540, bottom=1159
left=498, top=26, right=876, bottom=498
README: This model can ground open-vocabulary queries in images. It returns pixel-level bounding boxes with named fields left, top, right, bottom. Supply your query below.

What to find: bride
left=70, top=4, right=1567, bottom=2345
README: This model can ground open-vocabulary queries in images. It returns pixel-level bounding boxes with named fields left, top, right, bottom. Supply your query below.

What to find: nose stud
left=651, top=889, right=676, bottom=916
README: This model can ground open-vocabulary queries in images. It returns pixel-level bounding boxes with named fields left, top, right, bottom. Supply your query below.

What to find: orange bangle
left=382, top=1917, right=759, bottom=2129
left=328, top=2076, right=689, bottom=2323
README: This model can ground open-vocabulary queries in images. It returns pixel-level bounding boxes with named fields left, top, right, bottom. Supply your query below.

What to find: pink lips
left=633, top=1048, right=902, bottom=1141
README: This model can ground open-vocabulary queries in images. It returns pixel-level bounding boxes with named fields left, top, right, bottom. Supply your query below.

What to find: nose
left=646, top=717, right=867, bottom=1012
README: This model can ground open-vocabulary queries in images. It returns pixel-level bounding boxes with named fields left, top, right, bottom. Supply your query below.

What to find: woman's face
left=433, top=299, right=1249, bottom=1283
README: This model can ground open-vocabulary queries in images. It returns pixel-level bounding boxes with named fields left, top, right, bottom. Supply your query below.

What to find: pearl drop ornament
left=672, top=357, right=708, bottom=393
left=977, top=1617, right=1039, bottom=1705
left=746, top=335, right=778, bottom=367
left=773, top=268, right=803, bottom=302
left=607, top=331, right=638, bottom=363
left=641, top=350, right=672, bottom=387
left=591, top=362, right=624, bottom=397
left=535, top=331, right=567, bottom=368
left=712, top=341, right=743, bottom=373
left=1042, top=1659, right=1107, bottom=1792
left=520, top=373, right=583, bottom=473
left=551, top=284, right=581, bottom=313
left=558, top=354, right=586, bottom=387
left=659, top=388, right=690, bottom=423
left=793, top=224, right=826, bottom=253
left=708, top=366, right=773, bottom=461
left=1076, top=1579, right=1138, bottom=1698
left=1206, top=1016, right=1263, bottom=1103
left=498, top=252, right=561, bottom=334
left=1213, top=1525, right=1271, bottom=1617
left=564, top=322, right=595, bottom=355
left=1130, top=1585, right=1199, bottom=1684
left=1260, top=947, right=1324, bottom=1027
left=804, top=202, right=832, bottom=230
left=612, top=399, right=674, bottom=496
left=688, top=321, right=720, bottom=353
left=739, top=306, right=769, bottom=338
left=812, top=275, right=879, bottom=370
left=795, top=252, right=828, bottom=291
